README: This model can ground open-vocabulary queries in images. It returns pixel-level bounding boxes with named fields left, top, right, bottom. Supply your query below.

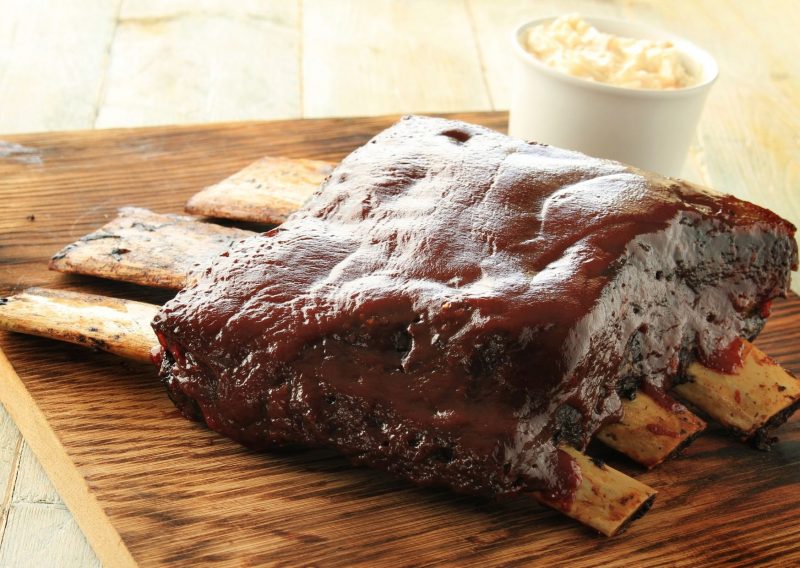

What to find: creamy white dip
left=523, top=14, right=696, bottom=89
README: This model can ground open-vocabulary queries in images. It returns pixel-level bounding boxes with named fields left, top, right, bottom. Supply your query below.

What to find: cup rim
left=512, top=16, right=719, bottom=98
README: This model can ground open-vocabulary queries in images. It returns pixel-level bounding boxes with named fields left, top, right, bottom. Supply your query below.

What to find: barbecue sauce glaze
left=153, top=116, right=796, bottom=499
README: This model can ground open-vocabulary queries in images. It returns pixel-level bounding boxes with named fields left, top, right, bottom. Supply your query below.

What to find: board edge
left=0, top=346, right=138, bottom=568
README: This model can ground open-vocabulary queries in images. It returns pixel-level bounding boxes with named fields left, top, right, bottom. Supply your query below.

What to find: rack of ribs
left=152, top=116, right=795, bottom=495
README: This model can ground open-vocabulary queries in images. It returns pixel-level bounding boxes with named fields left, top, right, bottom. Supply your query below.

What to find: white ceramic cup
left=509, top=17, right=719, bottom=177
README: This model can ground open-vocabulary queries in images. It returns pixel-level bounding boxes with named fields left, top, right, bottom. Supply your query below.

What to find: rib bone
left=595, top=391, right=705, bottom=468
left=0, top=288, right=157, bottom=363
left=533, top=445, right=656, bottom=536
left=675, top=343, right=800, bottom=448
left=49, top=207, right=250, bottom=290
left=185, top=156, right=333, bottom=224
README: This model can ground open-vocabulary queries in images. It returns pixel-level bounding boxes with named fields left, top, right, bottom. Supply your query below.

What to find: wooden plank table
left=1, top=1, right=798, bottom=564
left=1, top=113, right=800, bottom=568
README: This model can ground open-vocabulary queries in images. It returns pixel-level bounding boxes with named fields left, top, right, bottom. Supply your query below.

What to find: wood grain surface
left=0, top=113, right=798, bottom=567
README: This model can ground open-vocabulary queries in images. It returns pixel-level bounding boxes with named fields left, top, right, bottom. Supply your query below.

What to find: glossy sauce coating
left=153, top=116, right=796, bottom=497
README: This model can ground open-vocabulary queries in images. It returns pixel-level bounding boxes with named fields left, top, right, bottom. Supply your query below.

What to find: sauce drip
left=700, top=336, right=753, bottom=375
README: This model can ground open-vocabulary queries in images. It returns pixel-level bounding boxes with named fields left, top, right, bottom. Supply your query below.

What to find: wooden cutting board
left=1, top=113, right=798, bottom=567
